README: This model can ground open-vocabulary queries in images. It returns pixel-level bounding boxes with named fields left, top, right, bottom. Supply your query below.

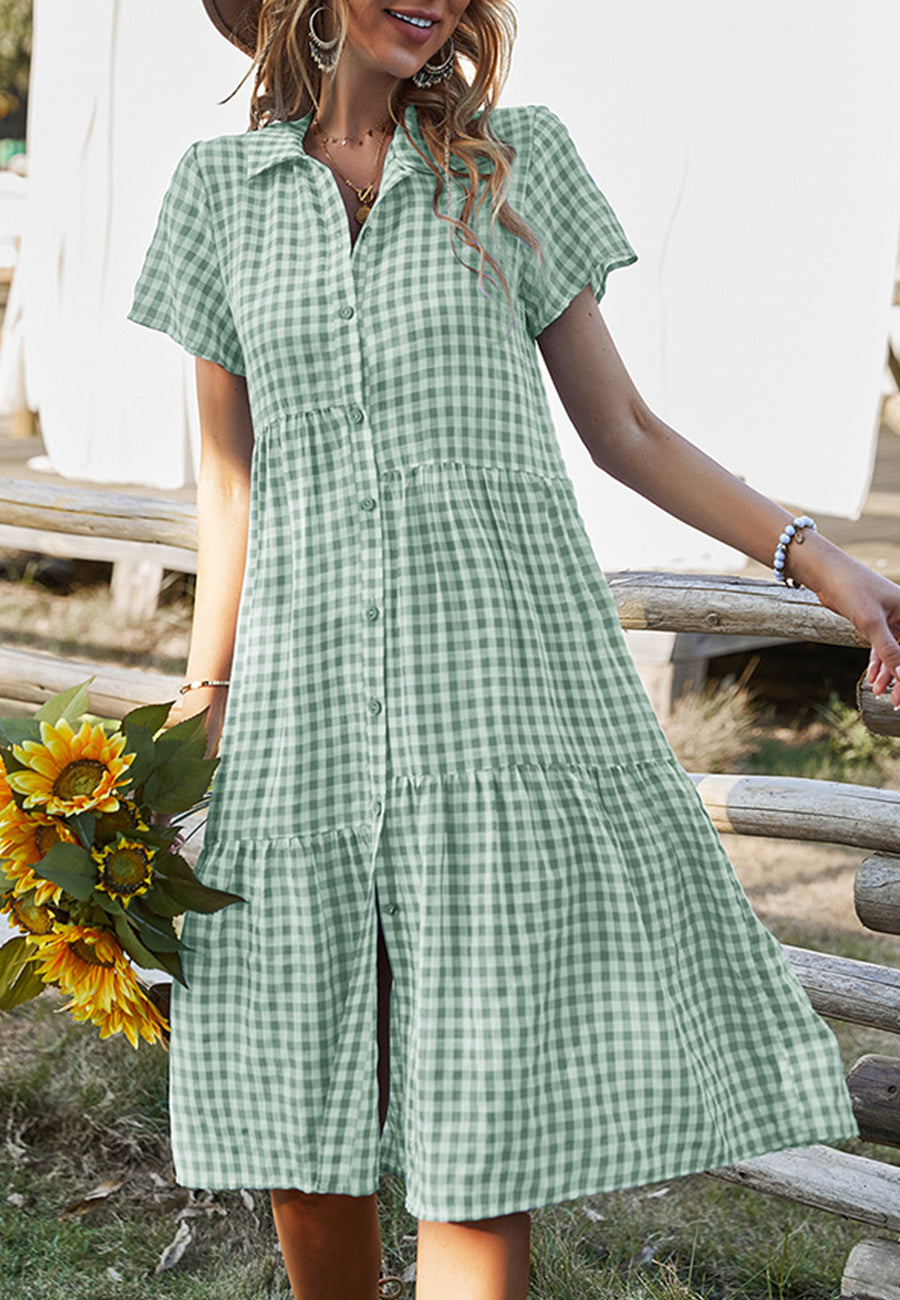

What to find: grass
left=2, top=560, right=900, bottom=1296
left=2, top=990, right=896, bottom=1299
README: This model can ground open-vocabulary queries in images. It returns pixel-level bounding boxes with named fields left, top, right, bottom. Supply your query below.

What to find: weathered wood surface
left=109, top=559, right=166, bottom=622
left=706, top=1145, right=900, bottom=1232
left=857, top=677, right=900, bottom=738
left=605, top=570, right=870, bottom=648
left=855, top=855, right=900, bottom=936
left=691, top=773, right=900, bottom=852
left=0, top=521, right=197, bottom=574
left=782, top=944, right=900, bottom=1033
left=0, top=478, right=197, bottom=550
left=842, top=1237, right=900, bottom=1299
left=0, top=646, right=180, bottom=718
left=845, top=1055, right=900, bottom=1151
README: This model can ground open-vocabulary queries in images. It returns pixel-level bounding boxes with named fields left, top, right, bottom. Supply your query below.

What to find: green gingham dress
left=126, top=100, right=860, bottom=1220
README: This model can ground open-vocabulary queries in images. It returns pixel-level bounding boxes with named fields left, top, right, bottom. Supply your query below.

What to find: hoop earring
left=309, top=5, right=340, bottom=72
left=411, top=35, right=454, bottom=87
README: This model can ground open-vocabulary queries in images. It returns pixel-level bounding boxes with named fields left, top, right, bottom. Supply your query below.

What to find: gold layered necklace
left=312, top=116, right=394, bottom=226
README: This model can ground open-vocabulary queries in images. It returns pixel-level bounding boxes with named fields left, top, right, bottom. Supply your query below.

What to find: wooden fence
left=2, top=477, right=900, bottom=1295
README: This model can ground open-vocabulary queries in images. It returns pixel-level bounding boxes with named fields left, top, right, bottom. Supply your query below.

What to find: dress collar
left=244, top=101, right=494, bottom=179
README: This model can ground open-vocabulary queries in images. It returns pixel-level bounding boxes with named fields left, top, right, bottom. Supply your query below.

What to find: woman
left=127, top=2, right=900, bottom=1297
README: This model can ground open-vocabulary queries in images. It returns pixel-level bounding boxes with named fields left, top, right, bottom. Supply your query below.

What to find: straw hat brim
left=201, top=0, right=260, bottom=56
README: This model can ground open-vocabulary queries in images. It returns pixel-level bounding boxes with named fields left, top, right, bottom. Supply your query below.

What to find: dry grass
left=0, top=554, right=191, bottom=673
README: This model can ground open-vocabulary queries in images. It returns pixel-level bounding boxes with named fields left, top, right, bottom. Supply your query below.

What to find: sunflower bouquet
left=0, top=680, right=244, bottom=1049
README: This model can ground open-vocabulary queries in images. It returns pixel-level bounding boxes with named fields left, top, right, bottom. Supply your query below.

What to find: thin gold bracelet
left=179, top=679, right=231, bottom=696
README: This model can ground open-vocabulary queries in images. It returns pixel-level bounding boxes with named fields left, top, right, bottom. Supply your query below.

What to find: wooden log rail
left=0, top=478, right=196, bottom=550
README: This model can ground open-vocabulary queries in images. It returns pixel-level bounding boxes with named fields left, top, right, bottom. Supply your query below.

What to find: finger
left=872, top=665, right=895, bottom=698
left=868, top=620, right=900, bottom=704
left=866, top=648, right=882, bottom=683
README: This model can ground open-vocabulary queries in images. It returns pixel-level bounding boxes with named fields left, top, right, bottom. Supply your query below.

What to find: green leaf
left=153, top=853, right=246, bottom=914
left=67, top=810, right=96, bottom=851
left=32, top=842, right=97, bottom=901
left=0, top=937, right=47, bottom=1011
left=122, top=701, right=177, bottom=737
left=112, top=912, right=172, bottom=975
left=119, top=722, right=158, bottom=793
left=133, top=828, right=180, bottom=852
left=142, top=879, right=187, bottom=918
left=0, top=744, right=29, bottom=773
left=123, top=899, right=183, bottom=952
left=0, top=719, right=42, bottom=747
left=3, top=958, right=47, bottom=1011
left=154, top=709, right=209, bottom=761
left=148, top=946, right=188, bottom=989
left=34, top=679, right=93, bottom=725
left=142, top=757, right=218, bottom=814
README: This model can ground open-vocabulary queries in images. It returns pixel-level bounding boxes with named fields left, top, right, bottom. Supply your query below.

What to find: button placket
left=338, top=236, right=393, bottom=1167
left=349, top=391, right=387, bottom=869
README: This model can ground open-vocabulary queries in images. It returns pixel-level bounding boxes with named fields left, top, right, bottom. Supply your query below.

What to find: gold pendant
left=355, top=203, right=371, bottom=224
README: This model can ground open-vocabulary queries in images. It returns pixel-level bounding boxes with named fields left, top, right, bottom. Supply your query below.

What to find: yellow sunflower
left=92, top=838, right=155, bottom=907
left=1, top=887, right=55, bottom=935
left=0, top=801, right=75, bottom=906
left=24, top=923, right=168, bottom=1050
left=0, top=752, right=12, bottom=805
left=8, top=717, right=135, bottom=817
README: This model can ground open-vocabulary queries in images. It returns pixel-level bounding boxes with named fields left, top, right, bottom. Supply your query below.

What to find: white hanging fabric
left=508, top=0, right=900, bottom=569
left=4, top=0, right=249, bottom=488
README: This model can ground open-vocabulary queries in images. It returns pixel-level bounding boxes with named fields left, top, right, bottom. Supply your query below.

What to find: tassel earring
left=308, top=5, right=340, bottom=72
left=411, top=36, right=454, bottom=87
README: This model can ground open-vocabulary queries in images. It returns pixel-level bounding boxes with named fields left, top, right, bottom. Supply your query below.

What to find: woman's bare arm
left=173, top=357, right=254, bottom=756
left=537, top=285, right=900, bottom=704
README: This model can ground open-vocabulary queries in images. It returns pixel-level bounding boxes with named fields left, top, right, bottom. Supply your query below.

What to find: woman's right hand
left=166, top=685, right=229, bottom=759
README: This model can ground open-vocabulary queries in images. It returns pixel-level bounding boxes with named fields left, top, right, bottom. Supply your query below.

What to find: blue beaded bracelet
left=773, top=514, right=816, bottom=588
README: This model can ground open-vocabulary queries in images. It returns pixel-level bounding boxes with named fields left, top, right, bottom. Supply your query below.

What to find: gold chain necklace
left=313, top=120, right=393, bottom=226
left=314, top=116, right=392, bottom=147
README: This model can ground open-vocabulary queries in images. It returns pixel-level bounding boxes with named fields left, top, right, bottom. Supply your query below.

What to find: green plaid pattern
left=126, top=102, right=859, bottom=1219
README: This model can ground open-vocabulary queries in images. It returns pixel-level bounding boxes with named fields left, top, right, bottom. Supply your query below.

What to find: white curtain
left=4, top=0, right=248, bottom=488
left=510, top=0, right=900, bottom=569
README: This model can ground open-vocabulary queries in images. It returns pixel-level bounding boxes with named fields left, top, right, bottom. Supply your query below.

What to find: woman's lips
left=384, top=10, right=438, bottom=44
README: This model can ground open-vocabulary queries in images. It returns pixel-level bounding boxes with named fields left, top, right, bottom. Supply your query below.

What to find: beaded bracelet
left=773, top=514, right=816, bottom=588
left=179, top=679, right=231, bottom=696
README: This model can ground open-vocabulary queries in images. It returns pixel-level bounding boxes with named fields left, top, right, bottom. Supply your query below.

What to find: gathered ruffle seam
left=200, top=752, right=681, bottom=848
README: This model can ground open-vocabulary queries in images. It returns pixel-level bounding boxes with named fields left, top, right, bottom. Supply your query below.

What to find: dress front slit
left=376, top=890, right=393, bottom=1135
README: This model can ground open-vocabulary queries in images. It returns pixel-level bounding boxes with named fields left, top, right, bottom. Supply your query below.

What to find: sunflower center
left=68, top=937, right=116, bottom=968
left=53, top=759, right=108, bottom=801
left=9, top=894, right=53, bottom=935
left=35, top=822, right=66, bottom=855
left=98, top=844, right=153, bottom=895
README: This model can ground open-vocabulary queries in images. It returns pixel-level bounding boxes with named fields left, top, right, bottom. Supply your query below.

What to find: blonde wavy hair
left=220, top=0, right=543, bottom=328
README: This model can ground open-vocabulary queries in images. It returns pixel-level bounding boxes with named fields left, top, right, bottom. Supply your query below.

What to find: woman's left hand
left=804, top=547, right=900, bottom=707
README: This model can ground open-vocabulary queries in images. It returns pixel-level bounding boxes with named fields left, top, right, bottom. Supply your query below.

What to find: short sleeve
left=126, top=141, right=247, bottom=377
left=520, top=104, right=638, bottom=339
